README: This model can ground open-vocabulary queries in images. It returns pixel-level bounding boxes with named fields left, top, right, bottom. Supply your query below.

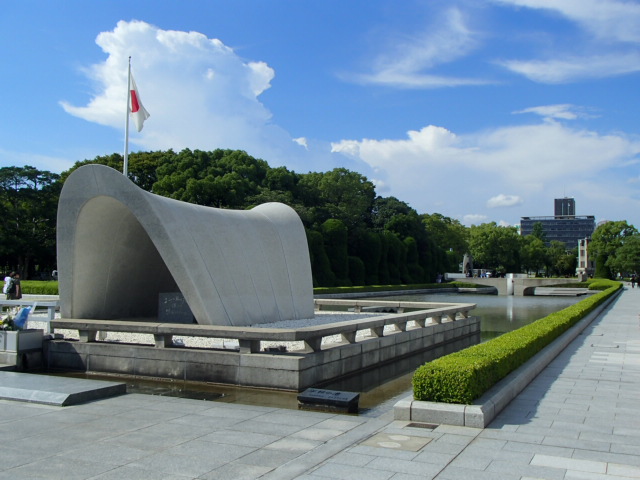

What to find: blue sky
left=2, top=0, right=639, bottom=229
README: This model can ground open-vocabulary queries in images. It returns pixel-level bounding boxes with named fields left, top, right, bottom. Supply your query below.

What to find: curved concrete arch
left=57, top=164, right=314, bottom=326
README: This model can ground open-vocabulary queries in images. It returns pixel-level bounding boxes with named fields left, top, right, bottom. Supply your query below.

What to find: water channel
left=66, top=292, right=583, bottom=415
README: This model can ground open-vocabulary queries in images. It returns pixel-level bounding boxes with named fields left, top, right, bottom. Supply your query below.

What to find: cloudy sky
left=2, top=1, right=639, bottom=227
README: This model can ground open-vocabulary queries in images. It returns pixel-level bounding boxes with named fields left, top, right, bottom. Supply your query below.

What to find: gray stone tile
left=290, top=427, right=346, bottom=442
left=237, top=448, right=303, bottom=468
left=435, top=465, right=515, bottom=480
left=501, top=440, right=574, bottom=458
left=200, top=461, right=274, bottom=480
left=348, top=445, right=421, bottom=461
left=57, top=442, right=151, bottom=466
left=90, top=465, right=191, bottom=479
left=126, top=451, right=226, bottom=478
left=367, top=456, right=442, bottom=477
left=327, top=451, right=376, bottom=467
left=310, top=462, right=395, bottom=480
left=230, top=419, right=306, bottom=436
left=434, top=433, right=475, bottom=446
left=486, top=459, right=566, bottom=479
left=264, top=436, right=324, bottom=453
left=313, top=417, right=365, bottom=432
left=479, top=429, right=545, bottom=444
left=103, top=429, right=190, bottom=450
left=199, top=429, right=280, bottom=447
left=168, top=412, right=244, bottom=429
left=164, top=438, right=256, bottom=461
left=530, top=453, right=607, bottom=474
left=571, top=448, right=640, bottom=467
left=388, top=474, right=434, bottom=480
left=448, top=451, right=492, bottom=470
left=1, top=456, right=113, bottom=480
left=412, top=449, right=456, bottom=466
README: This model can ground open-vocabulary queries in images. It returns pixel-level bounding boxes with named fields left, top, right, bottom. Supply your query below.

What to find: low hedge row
left=19, top=280, right=486, bottom=298
left=20, top=281, right=59, bottom=295
left=313, top=281, right=484, bottom=295
left=412, top=280, right=622, bottom=404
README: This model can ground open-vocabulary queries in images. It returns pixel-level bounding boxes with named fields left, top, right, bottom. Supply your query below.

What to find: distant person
left=6, top=272, right=22, bottom=300
left=3, top=271, right=15, bottom=296
left=52, top=269, right=58, bottom=280
left=631, top=274, right=636, bottom=289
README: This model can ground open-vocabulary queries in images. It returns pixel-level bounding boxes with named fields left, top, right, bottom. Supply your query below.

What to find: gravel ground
left=23, top=309, right=390, bottom=352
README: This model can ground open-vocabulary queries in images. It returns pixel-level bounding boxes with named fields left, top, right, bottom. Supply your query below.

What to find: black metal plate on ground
left=297, top=388, right=360, bottom=413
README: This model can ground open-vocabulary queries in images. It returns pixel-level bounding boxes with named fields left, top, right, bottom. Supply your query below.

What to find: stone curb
left=393, top=288, right=622, bottom=427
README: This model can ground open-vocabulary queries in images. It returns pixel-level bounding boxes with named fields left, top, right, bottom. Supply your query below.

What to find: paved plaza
left=1, top=288, right=639, bottom=479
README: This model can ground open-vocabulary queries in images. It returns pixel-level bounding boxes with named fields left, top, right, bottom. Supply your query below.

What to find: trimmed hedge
left=20, top=281, right=59, bottom=295
left=313, top=281, right=484, bottom=295
left=412, top=280, right=622, bottom=404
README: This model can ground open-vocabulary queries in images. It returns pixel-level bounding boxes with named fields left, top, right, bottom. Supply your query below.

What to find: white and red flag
left=129, top=73, right=150, bottom=132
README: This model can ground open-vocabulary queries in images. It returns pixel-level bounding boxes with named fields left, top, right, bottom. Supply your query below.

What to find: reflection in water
left=373, top=292, right=581, bottom=342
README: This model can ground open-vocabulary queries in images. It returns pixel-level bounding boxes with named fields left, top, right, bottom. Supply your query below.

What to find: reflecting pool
left=370, top=292, right=583, bottom=341
left=54, top=292, right=585, bottom=415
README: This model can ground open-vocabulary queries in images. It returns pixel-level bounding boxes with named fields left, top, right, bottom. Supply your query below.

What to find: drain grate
left=406, top=422, right=438, bottom=430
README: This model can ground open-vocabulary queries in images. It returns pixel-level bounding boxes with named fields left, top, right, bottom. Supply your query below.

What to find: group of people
left=3, top=271, right=22, bottom=300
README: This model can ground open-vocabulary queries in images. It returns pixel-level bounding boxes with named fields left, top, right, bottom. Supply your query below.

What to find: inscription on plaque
left=158, top=292, right=195, bottom=324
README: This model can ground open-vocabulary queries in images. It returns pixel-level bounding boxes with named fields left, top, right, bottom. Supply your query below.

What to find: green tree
left=606, top=234, right=640, bottom=276
left=546, top=241, right=568, bottom=277
left=469, top=222, right=522, bottom=274
left=321, top=219, right=350, bottom=285
left=555, top=247, right=578, bottom=277
left=521, top=236, right=546, bottom=276
left=306, top=229, right=335, bottom=287
left=0, top=166, right=61, bottom=278
left=60, top=151, right=173, bottom=191
left=421, top=213, right=469, bottom=271
left=299, top=168, right=375, bottom=230
left=371, top=196, right=414, bottom=231
left=531, top=221, right=547, bottom=244
left=590, top=220, right=638, bottom=278
left=153, top=149, right=268, bottom=208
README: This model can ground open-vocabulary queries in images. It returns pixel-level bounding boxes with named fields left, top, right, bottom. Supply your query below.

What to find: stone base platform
left=45, top=316, right=480, bottom=391
left=0, top=371, right=126, bottom=406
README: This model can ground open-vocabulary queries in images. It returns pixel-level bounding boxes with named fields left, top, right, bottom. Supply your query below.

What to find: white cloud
left=487, top=194, right=523, bottom=208
left=292, top=137, right=308, bottom=149
left=332, top=116, right=640, bottom=226
left=492, top=0, right=640, bottom=82
left=495, top=0, right=640, bottom=43
left=59, top=20, right=332, bottom=171
left=345, top=7, right=490, bottom=88
left=499, top=53, right=640, bottom=83
left=514, top=104, right=580, bottom=120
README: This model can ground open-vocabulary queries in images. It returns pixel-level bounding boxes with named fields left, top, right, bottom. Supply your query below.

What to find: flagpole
left=123, top=56, right=131, bottom=177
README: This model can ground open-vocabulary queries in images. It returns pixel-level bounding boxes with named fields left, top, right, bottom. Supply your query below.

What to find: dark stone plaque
left=158, top=292, right=195, bottom=324
left=297, top=388, right=360, bottom=413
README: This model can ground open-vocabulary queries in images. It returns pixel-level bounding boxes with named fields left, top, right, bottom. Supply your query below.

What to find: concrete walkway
left=1, top=288, right=639, bottom=479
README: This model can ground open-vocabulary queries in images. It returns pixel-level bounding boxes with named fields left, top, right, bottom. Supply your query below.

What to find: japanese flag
left=129, top=74, right=150, bottom=132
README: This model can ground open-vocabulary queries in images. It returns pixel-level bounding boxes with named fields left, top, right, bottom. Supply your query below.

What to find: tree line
left=1, top=149, right=638, bottom=282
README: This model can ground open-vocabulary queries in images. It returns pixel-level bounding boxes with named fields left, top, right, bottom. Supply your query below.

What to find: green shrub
left=314, top=283, right=458, bottom=295
left=413, top=282, right=622, bottom=404
left=20, top=281, right=59, bottom=295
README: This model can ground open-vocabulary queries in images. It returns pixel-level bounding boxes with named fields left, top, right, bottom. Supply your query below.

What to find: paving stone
left=309, top=463, right=394, bottom=480
left=360, top=433, right=432, bottom=452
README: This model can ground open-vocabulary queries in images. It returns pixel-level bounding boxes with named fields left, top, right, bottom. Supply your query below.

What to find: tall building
left=554, top=197, right=575, bottom=217
left=520, top=198, right=595, bottom=247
